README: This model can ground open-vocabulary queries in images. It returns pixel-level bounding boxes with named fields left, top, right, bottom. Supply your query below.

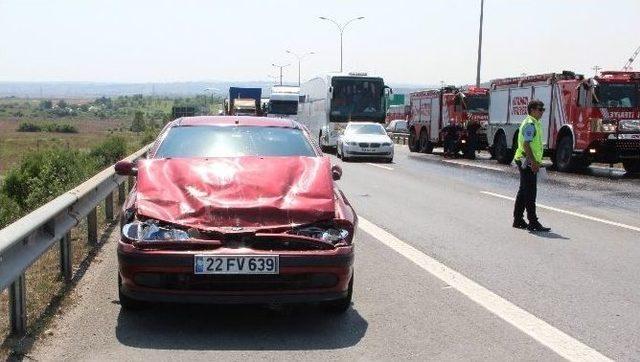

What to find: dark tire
left=118, top=274, right=148, bottom=310
left=419, top=130, right=433, bottom=154
left=322, top=275, right=353, bottom=314
left=554, top=136, right=587, bottom=172
left=623, top=160, right=640, bottom=173
left=319, top=133, right=330, bottom=153
left=385, top=157, right=393, bottom=163
left=463, top=144, right=476, bottom=159
left=494, top=133, right=512, bottom=164
left=408, top=131, right=419, bottom=152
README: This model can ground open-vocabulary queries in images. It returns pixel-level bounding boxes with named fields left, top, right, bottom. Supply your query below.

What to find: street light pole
left=286, top=50, right=315, bottom=86
left=272, top=63, right=290, bottom=85
left=475, top=0, right=484, bottom=87
left=319, top=16, right=364, bottom=72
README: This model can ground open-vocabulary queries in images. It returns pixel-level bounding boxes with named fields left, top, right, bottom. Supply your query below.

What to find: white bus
left=267, top=85, right=299, bottom=120
left=298, top=72, right=390, bottom=151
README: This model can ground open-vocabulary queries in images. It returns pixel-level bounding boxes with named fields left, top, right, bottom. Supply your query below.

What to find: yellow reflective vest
left=513, top=115, right=543, bottom=164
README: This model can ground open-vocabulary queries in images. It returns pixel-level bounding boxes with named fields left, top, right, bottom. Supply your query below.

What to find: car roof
left=346, top=122, right=383, bottom=126
left=171, top=116, right=299, bottom=128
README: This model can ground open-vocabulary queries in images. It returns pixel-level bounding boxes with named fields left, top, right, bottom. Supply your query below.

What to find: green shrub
left=90, top=136, right=127, bottom=167
left=2, top=148, right=98, bottom=210
left=41, top=123, right=78, bottom=133
left=17, top=122, right=42, bottom=132
left=0, top=194, right=21, bottom=228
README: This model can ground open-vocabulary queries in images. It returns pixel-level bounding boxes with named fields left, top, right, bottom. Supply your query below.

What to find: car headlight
left=382, top=142, right=392, bottom=146
left=290, top=225, right=350, bottom=244
left=122, top=220, right=190, bottom=242
left=347, top=141, right=358, bottom=146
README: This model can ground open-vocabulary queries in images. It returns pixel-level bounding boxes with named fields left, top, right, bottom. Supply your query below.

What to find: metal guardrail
left=0, top=145, right=150, bottom=336
left=388, top=132, right=409, bottom=145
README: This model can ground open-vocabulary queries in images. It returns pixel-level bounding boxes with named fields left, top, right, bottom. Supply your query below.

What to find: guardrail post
left=87, top=208, right=98, bottom=245
left=118, top=182, right=126, bottom=207
left=59, top=232, right=72, bottom=282
left=9, top=273, right=27, bottom=336
left=105, top=192, right=114, bottom=220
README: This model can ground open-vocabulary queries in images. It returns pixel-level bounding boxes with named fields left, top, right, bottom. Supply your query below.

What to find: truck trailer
left=226, top=87, right=263, bottom=116
left=486, top=71, right=640, bottom=172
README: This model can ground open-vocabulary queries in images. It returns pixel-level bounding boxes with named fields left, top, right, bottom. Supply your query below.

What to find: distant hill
left=0, top=81, right=434, bottom=99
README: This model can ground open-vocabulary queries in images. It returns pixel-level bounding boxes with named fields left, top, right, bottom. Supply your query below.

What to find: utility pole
left=475, top=0, right=484, bottom=87
left=272, top=63, right=290, bottom=85
left=592, top=65, right=601, bottom=76
left=319, top=16, right=365, bottom=72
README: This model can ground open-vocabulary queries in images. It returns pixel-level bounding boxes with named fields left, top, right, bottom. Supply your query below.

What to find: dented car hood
left=134, top=157, right=336, bottom=232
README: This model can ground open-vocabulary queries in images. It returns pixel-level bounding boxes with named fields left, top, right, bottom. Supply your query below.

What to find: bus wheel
left=494, top=133, right=511, bottom=164
left=408, top=131, right=419, bottom=152
left=419, top=131, right=433, bottom=154
left=623, top=160, right=640, bottom=174
left=554, top=136, right=584, bottom=172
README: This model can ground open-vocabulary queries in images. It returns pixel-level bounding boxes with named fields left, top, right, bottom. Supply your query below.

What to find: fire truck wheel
left=494, top=133, right=511, bottom=164
left=555, top=136, right=584, bottom=172
left=419, top=131, right=433, bottom=154
left=408, top=131, right=419, bottom=152
left=623, top=160, right=640, bottom=173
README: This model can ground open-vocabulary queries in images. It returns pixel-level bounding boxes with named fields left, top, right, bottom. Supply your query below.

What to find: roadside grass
left=0, top=118, right=140, bottom=174
left=0, top=191, right=121, bottom=359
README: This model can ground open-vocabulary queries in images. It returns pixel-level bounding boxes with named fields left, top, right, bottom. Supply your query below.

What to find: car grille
left=134, top=272, right=339, bottom=291
left=358, top=142, right=369, bottom=148
left=370, top=143, right=380, bottom=148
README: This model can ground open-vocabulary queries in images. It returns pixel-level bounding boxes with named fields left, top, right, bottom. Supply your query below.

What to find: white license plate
left=362, top=148, right=374, bottom=152
left=194, top=255, right=279, bottom=274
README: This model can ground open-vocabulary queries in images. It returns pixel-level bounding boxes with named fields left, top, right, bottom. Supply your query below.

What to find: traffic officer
left=512, top=99, right=551, bottom=232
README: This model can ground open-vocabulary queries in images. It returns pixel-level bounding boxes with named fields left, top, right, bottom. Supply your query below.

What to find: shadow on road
left=115, top=303, right=367, bottom=351
left=527, top=231, right=570, bottom=240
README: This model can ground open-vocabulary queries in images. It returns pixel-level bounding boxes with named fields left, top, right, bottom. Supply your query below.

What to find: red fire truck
left=486, top=71, right=640, bottom=172
left=407, top=86, right=490, bottom=158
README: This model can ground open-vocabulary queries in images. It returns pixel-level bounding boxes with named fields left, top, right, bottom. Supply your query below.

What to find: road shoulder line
left=358, top=216, right=612, bottom=362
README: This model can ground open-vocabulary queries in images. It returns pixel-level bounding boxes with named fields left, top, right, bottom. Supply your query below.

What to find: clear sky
left=0, top=0, right=638, bottom=85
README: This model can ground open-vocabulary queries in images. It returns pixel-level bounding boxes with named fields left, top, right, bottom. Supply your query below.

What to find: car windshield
left=346, top=124, right=386, bottom=135
left=594, top=83, right=638, bottom=108
left=269, top=100, right=298, bottom=115
left=154, top=126, right=317, bottom=158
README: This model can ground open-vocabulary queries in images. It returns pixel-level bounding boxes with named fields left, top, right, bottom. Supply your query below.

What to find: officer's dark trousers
left=513, top=162, right=538, bottom=222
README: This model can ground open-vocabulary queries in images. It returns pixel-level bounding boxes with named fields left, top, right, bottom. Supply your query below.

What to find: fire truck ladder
left=622, top=45, right=640, bottom=71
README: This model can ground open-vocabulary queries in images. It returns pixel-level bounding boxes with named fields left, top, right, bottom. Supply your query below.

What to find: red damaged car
left=115, top=116, right=356, bottom=312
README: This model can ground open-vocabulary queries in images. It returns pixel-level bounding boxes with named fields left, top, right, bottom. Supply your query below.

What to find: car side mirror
left=115, top=160, right=137, bottom=176
left=331, top=165, right=342, bottom=181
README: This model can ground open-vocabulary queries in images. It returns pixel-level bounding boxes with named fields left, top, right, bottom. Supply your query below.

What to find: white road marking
left=442, top=159, right=506, bottom=172
left=358, top=216, right=612, bottom=362
left=481, top=191, right=640, bottom=232
left=366, top=163, right=394, bottom=171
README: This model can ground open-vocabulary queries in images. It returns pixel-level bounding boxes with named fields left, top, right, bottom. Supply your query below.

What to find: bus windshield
left=594, top=83, right=638, bottom=108
left=269, top=100, right=298, bottom=115
left=330, top=77, right=385, bottom=121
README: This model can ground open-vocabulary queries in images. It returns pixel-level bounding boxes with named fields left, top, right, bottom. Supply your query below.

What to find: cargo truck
left=226, top=87, right=262, bottom=116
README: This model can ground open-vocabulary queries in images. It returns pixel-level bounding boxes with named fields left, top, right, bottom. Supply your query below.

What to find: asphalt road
left=29, top=145, right=640, bottom=361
